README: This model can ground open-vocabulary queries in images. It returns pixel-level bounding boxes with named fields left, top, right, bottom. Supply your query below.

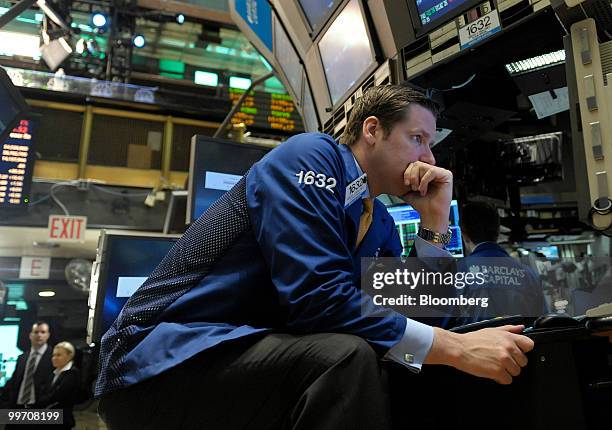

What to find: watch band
left=417, top=226, right=452, bottom=245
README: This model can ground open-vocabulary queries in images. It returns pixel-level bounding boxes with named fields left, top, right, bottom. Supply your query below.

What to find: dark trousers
left=98, top=333, right=400, bottom=430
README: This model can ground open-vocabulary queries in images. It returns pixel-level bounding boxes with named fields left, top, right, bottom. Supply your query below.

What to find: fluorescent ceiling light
left=194, top=71, right=218, bottom=86
left=0, top=31, right=41, bottom=59
left=505, top=50, right=566, bottom=75
left=229, top=76, right=252, bottom=90
left=38, top=290, right=56, bottom=297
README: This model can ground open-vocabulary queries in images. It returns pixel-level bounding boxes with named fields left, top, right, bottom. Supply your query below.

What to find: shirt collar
left=338, top=143, right=370, bottom=199
left=53, top=360, right=73, bottom=376
left=31, top=343, right=47, bottom=356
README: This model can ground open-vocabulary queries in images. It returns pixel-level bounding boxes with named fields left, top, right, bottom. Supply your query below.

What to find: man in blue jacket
left=459, top=202, right=547, bottom=321
left=97, top=85, right=534, bottom=429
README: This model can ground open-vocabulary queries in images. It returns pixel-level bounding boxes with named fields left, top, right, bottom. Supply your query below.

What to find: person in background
left=459, top=202, right=546, bottom=321
left=0, top=321, right=53, bottom=409
left=38, top=341, right=81, bottom=429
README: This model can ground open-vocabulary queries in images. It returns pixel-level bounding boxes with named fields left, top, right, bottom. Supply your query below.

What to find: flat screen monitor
left=301, top=76, right=319, bottom=132
left=163, top=190, right=188, bottom=234
left=386, top=199, right=464, bottom=257
left=0, top=67, right=29, bottom=144
left=273, top=15, right=303, bottom=103
left=317, top=0, right=376, bottom=106
left=415, top=0, right=471, bottom=27
left=298, top=0, right=342, bottom=34
left=187, top=136, right=270, bottom=223
left=533, top=245, right=560, bottom=260
left=0, top=324, right=20, bottom=388
left=87, top=232, right=179, bottom=344
left=0, top=117, right=37, bottom=210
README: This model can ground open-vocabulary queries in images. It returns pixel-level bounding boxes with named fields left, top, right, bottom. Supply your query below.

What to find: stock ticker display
left=229, top=88, right=304, bottom=133
left=0, top=119, right=35, bottom=208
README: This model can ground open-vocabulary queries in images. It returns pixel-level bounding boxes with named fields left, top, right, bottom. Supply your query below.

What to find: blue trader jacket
left=459, top=242, right=547, bottom=321
left=96, top=133, right=435, bottom=396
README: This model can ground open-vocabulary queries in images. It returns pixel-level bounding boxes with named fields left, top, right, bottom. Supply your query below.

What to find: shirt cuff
left=384, top=318, right=434, bottom=372
left=414, top=235, right=453, bottom=258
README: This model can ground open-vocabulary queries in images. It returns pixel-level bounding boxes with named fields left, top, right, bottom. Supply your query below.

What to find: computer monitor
left=273, top=15, right=303, bottom=104
left=386, top=199, right=464, bottom=257
left=317, top=0, right=377, bottom=106
left=533, top=245, right=560, bottom=260
left=163, top=190, right=188, bottom=234
left=0, top=67, right=29, bottom=144
left=0, top=324, right=20, bottom=388
left=87, top=231, right=180, bottom=344
left=406, top=0, right=482, bottom=36
left=187, top=136, right=270, bottom=223
left=0, top=117, right=37, bottom=210
left=297, top=0, right=342, bottom=34
left=301, top=74, right=319, bottom=132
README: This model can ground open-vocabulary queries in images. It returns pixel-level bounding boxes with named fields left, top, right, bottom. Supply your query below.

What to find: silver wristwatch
left=417, top=226, right=452, bottom=245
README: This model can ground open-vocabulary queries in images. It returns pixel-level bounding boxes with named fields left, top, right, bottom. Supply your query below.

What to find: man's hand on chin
left=401, top=161, right=453, bottom=235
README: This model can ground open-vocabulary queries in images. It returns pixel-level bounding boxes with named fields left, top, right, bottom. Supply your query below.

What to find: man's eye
left=412, top=135, right=423, bottom=145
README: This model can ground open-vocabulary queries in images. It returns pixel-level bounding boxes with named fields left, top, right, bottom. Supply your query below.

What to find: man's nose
left=419, top=145, right=436, bottom=165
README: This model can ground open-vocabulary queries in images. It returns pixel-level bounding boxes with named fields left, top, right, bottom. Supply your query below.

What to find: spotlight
left=92, top=12, right=107, bottom=28
left=75, top=38, right=86, bottom=54
left=175, top=13, right=185, bottom=25
left=132, top=34, right=146, bottom=48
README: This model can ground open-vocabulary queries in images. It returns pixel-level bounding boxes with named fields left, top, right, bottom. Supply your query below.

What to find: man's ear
left=362, top=116, right=379, bottom=146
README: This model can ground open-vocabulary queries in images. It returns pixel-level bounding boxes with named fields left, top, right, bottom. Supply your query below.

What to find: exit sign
left=48, top=215, right=87, bottom=242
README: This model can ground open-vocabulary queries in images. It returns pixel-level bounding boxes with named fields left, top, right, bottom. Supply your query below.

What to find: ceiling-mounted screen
left=273, top=15, right=302, bottom=103
left=318, top=0, right=376, bottom=106
left=0, top=67, right=29, bottom=144
left=301, top=76, right=319, bottom=132
left=298, top=0, right=342, bottom=34
left=415, top=0, right=471, bottom=26
left=0, top=117, right=37, bottom=209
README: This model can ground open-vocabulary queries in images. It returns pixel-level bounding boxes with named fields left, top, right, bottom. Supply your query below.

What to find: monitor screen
left=318, top=0, right=376, bottom=105
left=533, top=245, right=560, bottom=260
left=0, top=324, right=20, bottom=388
left=415, top=0, right=471, bottom=27
left=298, top=0, right=342, bottom=33
left=187, top=136, right=270, bottom=222
left=301, top=77, right=319, bottom=132
left=0, top=67, right=29, bottom=144
left=88, top=233, right=179, bottom=343
left=386, top=199, right=464, bottom=257
left=273, top=16, right=303, bottom=103
left=0, top=118, right=37, bottom=209
left=163, top=190, right=188, bottom=234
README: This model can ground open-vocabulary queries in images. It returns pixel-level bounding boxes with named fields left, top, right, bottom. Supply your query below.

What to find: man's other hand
left=425, top=325, right=535, bottom=385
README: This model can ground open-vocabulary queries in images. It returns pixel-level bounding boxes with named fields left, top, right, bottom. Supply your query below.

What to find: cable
left=49, top=180, right=79, bottom=216
left=28, top=194, right=51, bottom=206
left=90, top=185, right=152, bottom=197
left=443, top=74, right=477, bottom=91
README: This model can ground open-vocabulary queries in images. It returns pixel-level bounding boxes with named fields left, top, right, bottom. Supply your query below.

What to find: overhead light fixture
left=40, top=37, right=73, bottom=71
left=75, top=37, right=85, bottom=54
left=176, top=13, right=185, bottom=25
left=194, top=70, right=218, bottom=86
left=0, top=30, right=41, bottom=59
left=92, top=11, right=107, bottom=29
left=229, top=76, right=252, bottom=90
left=132, top=34, right=146, bottom=48
left=505, top=50, right=566, bottom=76
left=38, top=290, right=56, bottom=297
